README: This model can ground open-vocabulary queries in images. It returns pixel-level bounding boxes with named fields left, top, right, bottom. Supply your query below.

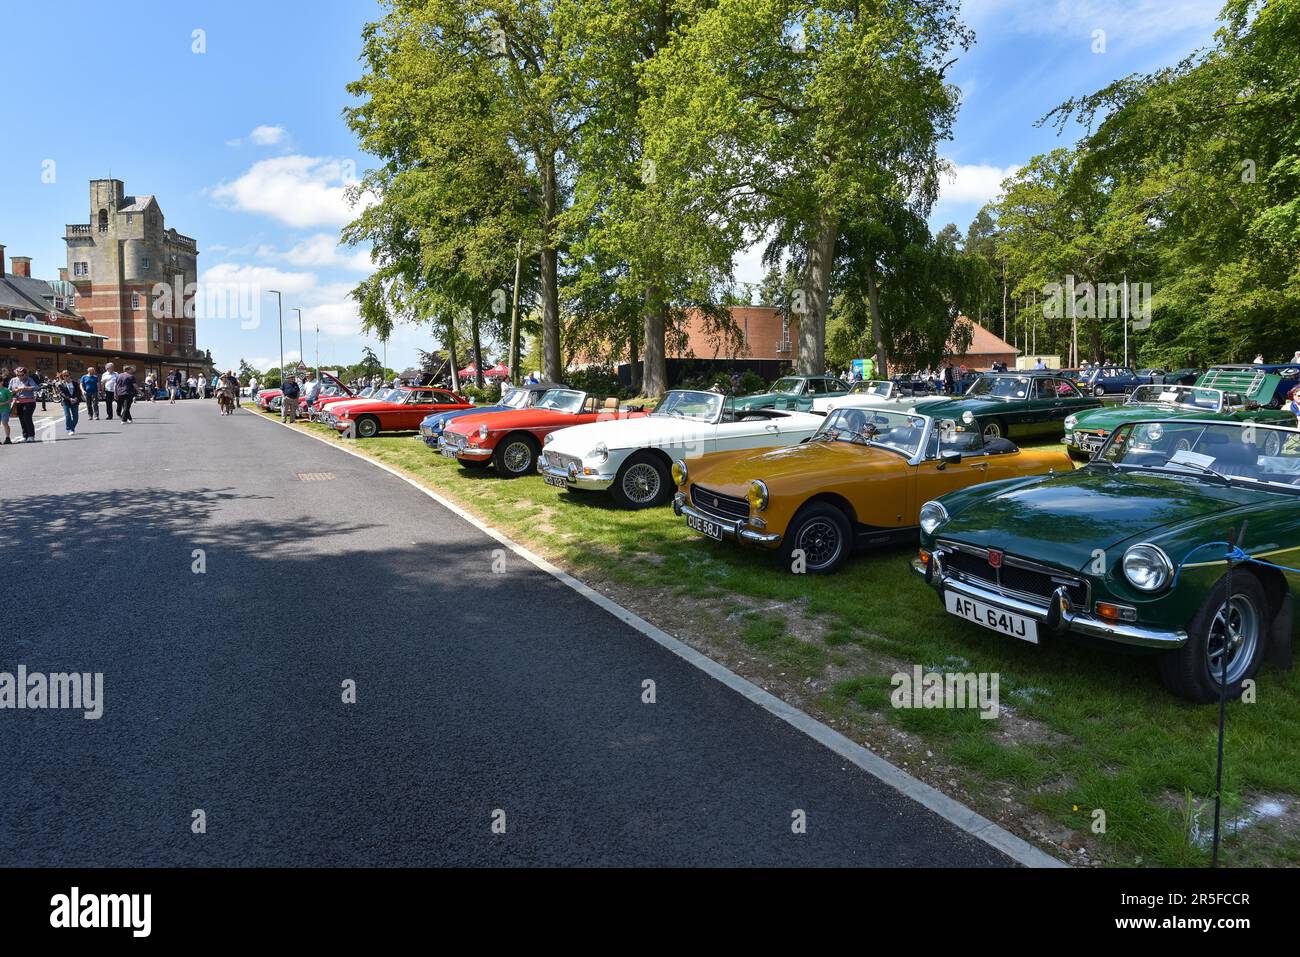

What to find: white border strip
left=251, top=410, right=1065, bottom=868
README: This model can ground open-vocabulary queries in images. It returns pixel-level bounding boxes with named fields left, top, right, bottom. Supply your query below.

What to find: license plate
left=945, top=591, right=1039, bottom=644
left=441, top=447, right=459, bottom=459
left=686, top=513, right=725, bottom=541
left=543, top=473, right=568, bottom=488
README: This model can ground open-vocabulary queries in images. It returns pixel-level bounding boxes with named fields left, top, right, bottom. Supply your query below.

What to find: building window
left=166, top=326, right=175, bottom=344
left=185, top=330, right=194, bottom=347
left=153, top=323, right=160, bottom=342
left=131, top=293, right=140, bottom=310
left=98, top=209, right=108, bottom=233
left=127, top=214, right=134, bottom=225
left=142, top=256, right=150, bottom=270
left=73, top=262, right=88, bottom=277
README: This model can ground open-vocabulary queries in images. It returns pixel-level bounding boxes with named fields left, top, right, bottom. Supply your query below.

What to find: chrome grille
left=443, top=431, right=467, bottom=449
left=690, top=484, right=749, bottom=523
left=542, top=451, right=581, bottom=474
left=937, top=542, right=1089, bottom=610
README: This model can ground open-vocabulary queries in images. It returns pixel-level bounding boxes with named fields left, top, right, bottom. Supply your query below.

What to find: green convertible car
left=913, top=372, right=1101, bottom=442
left=914, top=418, right=1299, bottom=702
left=734, top=375, right=851, bottom=412
left=1062, top=376, right=1292, bottom=460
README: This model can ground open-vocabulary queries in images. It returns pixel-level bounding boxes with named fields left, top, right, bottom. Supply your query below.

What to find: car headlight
left=671, top=459, right=688, bottom=486
left=919, top=501, right=949, bottom=536
left=544, top=432, right=555, bottom=445
left=1063, top=414, right=1077, bottom=431
left=588, top=442, right=608, bottom=464
left=961, top=411, right=974, bottom=425
left=747, top=480, right=769, bottom=512
left=478, top=424, right=488, bottom=441
left=1122, top=543, right=1173, bottom=592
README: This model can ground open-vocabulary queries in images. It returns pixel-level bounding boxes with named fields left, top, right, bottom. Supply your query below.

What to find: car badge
left=987, top=549, right=1004, bottom=569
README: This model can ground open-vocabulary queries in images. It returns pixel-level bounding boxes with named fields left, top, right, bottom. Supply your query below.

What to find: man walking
left=80, top=366, right=100, bottom=420
left=304, top=372, right=322, bottom=417
left=167, top=369, right=181, bottom=404
left=9, top=366, right=39, bottom=442
left=101, top=364, right=119, bottom=420
left=281, top=375, right=301, bottom=422
left=117, top=365, right=138, bottom=423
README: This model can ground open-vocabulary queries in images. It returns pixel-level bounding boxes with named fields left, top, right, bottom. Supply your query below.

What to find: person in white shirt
left=101, top=364, right=119, bottom=420
left=1290, top=351, right=1300, bottom=364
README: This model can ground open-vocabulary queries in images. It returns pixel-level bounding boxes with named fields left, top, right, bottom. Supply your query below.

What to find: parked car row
left=260, top=372, right=1298, bottom=705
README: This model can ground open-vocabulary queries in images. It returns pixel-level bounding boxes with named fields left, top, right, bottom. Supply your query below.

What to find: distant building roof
left=0, top=317, right=108, bottom=340
left=949, top=317, right=1019, bottom=357
left=118, top=195, right=156, bottom=213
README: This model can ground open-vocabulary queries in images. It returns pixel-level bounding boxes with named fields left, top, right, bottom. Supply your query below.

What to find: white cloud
left=211, top=155, right=373, bottom=229
left=282, top=233, right=373, bottom=272
left=249, top=124, right=287, bottom=146
left=199, top=261, right=318, bottom=297
left=938, top=160, right=1020, bottom=207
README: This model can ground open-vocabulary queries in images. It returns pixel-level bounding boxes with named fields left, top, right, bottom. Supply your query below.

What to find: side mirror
left=938, top=450, right=962, bottom=468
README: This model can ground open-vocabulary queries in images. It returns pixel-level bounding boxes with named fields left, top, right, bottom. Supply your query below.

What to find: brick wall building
left=65, top=178, right=200, bottom=358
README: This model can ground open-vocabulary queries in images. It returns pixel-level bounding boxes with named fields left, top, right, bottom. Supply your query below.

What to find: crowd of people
left=0, top=364, right=248, bottom=443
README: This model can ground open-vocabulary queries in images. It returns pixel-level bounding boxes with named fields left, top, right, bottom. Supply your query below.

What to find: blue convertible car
left=418, top=381, right=562, bottom=449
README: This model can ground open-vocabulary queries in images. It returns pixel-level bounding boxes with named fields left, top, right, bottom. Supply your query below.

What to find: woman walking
left=9, top=366, right=38, bottom=442
left=117, top=365, right=138, bottom=423
left=55, top=370, right=83, bottom=436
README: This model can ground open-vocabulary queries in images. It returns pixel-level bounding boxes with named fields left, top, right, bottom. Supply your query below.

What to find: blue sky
left=0, top=0, right=1224, bottom=372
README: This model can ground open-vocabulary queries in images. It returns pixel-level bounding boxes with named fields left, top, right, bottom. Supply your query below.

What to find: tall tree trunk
left=863, top=257, right=888, bottom=379
left=471, top=310, right=484, bottom=388
left=628, top=323, right=642, bottom=391
left=643, top=286, right=667, bottom=396
left=540, top=154, right=561, bottom=382
left=508, top=237, right=523, bottom=384
left=797, top=210, right=837, bottom=375
left=445, top=319, right=459, bottom=391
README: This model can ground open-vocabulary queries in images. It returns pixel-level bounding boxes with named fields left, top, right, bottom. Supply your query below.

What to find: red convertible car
left=439, top=388, right=646, bottom=477
left=325, top=386, right=473, bottom=437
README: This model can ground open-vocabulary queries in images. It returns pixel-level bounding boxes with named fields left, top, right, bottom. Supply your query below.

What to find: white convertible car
left=538, top=389, right=823, bottom=508
left=810, top=379, right=945, bottom=414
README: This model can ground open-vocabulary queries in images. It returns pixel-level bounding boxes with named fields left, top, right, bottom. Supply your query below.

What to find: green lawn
left=270, top=410, right=1300, bottom=867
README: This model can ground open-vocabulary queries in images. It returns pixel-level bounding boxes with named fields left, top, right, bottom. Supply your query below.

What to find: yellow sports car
left=671, top=406, right=1074, bottom=574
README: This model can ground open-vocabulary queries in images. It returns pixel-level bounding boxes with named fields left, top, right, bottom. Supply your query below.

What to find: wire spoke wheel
left=621, top=462, right=661, bottom=504
left=503, top=441, right=532, bottom=474
left=1206, top=594, right=1259, bottom=686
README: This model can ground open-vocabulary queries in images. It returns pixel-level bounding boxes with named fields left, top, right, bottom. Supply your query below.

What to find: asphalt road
left=0, top=398, right=1011, bottom=866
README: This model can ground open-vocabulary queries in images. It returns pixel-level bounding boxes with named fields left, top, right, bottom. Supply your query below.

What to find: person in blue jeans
left=80, top=366, right=100, bottom=420
left=55, top=370, right=83, bottom=435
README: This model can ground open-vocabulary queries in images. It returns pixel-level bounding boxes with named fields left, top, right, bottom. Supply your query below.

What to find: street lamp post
left=269, top=289, right=283, bottom=415
left=292, top=308, right=303, bottom=372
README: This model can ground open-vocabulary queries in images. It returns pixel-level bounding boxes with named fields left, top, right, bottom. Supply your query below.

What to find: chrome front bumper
left=914, top=551, right=1188, bottom=649
left=673, top=493, right=782, bottom=546
left=539, top=463, right=614, bottom=490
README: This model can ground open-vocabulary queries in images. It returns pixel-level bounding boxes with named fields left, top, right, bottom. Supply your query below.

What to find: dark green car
left=914, top=419, right=1300, bottom=702
left=913, top=373, right=1101, bottom=442
left=734, top=375, right=851, bottom=412
left=1062, top=378, right=1291, bottom=459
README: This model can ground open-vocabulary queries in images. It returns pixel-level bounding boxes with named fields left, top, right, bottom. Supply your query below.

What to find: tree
left=645, top=0, right=971, bottom=375
left=345, top=1, right=569, bottom=381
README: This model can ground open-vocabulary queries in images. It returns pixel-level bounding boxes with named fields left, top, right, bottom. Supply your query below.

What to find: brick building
left=0, top=178, right=211, bottom=382
left=65, top=178, right=200, bottom=357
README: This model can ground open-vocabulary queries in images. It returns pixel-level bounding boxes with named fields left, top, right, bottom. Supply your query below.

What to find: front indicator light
left=1095, top=601, right=1138, bottom=622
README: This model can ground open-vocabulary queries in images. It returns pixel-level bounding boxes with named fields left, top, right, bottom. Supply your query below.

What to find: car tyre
left=982, top=418, right=1006, bottom=441
left=783, top=502, right=853, bottom=575
left=1093, top=385, right=1106, bottom=397
left=355, top=415, right=380, bottom=439
left=610, top=451, right=671, bottom=509
left=1158, top=572, right=1270, bottom=703
left=493, top=433, right=538, bottom=478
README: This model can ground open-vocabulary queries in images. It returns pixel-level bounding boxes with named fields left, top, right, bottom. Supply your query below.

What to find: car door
left=715, top=403, right=786, bottom=452
left=911, top=425, right=992, bottom=517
